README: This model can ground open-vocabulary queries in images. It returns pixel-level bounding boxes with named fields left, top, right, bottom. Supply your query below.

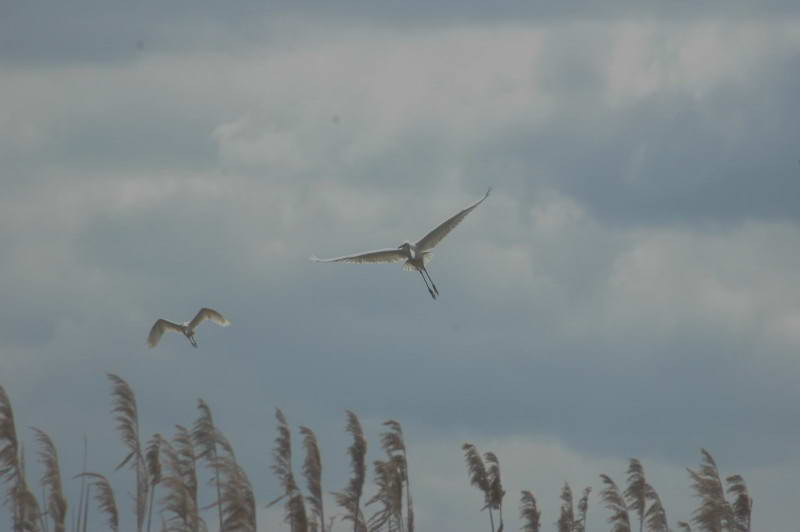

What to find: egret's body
left=147, top=308, right=230, bottom=348
left=312, top=188, right=490, bottom=299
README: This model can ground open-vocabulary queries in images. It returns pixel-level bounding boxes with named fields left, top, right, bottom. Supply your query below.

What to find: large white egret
left=147, top=308, right=230, bottom=348
left=312, top=188, right=491, bottom=299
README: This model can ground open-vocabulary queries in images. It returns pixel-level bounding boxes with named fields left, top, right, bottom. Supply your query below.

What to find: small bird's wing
left=147, top=319, right=184, bottom=348
left=310, top=248, right=406, bottom=264
left=188, top=308, right=231, bottom=330
left=415, top=187, right=491, bottom=251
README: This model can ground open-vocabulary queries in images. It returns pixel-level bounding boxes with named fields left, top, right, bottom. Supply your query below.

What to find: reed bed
left=0, top=379, right=753, bottom=531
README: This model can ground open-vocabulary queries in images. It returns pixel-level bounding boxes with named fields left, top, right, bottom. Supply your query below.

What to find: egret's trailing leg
left=422, top=266, right=439, bottom=297
left=418, top=270, right=437, bottom=299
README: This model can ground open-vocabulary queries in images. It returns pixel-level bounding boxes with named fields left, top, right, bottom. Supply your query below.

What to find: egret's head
left=398, top=241, right=412, bottom=250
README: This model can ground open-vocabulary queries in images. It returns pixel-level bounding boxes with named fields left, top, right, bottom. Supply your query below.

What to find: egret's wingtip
left=221, top=319, right=231, bottom=327
left=486, top=186, right=492, bottom=197
left=310, top=255, right=321, bottom=262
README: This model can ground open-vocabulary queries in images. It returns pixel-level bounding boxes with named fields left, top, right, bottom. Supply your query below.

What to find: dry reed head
left=299, top=426, right=325, bottom=531
left=76, top=473, right=119, bottom=532
left=106, top=374, right=142, bottom=470
left=145, top=434, right=162, bottom=487
left=519, top=490, right=541, bottom=532
left=192, top=399, right=219, bottom=463
left=599, top=474, right=631, bottom=532
left=106, top=373, right=148, bottom=532
left=687, top=448, right=733, bottom=531
left=158, top=431, right=205, bottom=532
left=624, top=458, right=647, bottom=526
left=575, top=486, right=591, bottom=532
left=0, top=384, right=21, bottom=506
left=332, top=410, right=367, bottom=532
left=461, top=443, right=489, bottom=495
left=365, top=458, right=404, bottom=531
left=644, top=484, right=668, bottom=532
left=379, top=420, right=413, bottom=532
left=32, top=428, right=67, bottom=532
left=211, top=443, right=256, bottom=531
left=483, top=452, right=505, bottom=512
left=726, top=474, right=752, bottom=530
left=268, top=409, right=308, bottom=532
left=557, top=482, right=575, bottom=532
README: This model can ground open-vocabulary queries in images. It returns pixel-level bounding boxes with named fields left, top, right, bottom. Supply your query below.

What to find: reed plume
left=624, top=459, right=647, bottom=532
left=212, top=433, right=256, bottom=532
left=15, top=448, right=43, bottom=532
left=159, top=428, right=204, bottom=532
left=144, top=434, right=162, bottom=532
left=268, top=409, right=308, bottom=532
left=0, top=384, right=22, bottom=531
left=75, top=473, right=118, bottom=532
left=192, top=399, right=224, bottom=532
left=725, top=475, right=752, bottom=532
left=644, top=484, right=668, bottom=532
left=299, top=426, right=325, bottom=532
left=519, top=490, right=541, bottom=532
left=462, top=443, right=494, bottom=532
left=557, top=482, right=574, bottom=532
left=365, top=456, right=404, bottom=532
left=599, top=474, right=631, bottom=532
left=575, top=486, right=591, bottom=532
left=31, top=428, right=67, bottom=532
left=107, top=373, right=149, bottom=532
left=333, top=410, right=367, bottom=532
left=687, top=449, right=733, bottom=532
left=380, top=421, right=413, bottom=532
left=484, top=452, right=505, bottom=532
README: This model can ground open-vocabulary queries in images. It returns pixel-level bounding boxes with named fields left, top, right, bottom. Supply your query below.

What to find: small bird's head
left=398, top=241, right=412, bottom=251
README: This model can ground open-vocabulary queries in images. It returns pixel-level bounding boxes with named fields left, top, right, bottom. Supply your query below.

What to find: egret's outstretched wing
left=188, top=308, right=231, bottom=330
left=311, top=248, right=406, bottom=264
left=415, top=188, right=491, bottom=251
left=147, top=319, right=184, bottom=348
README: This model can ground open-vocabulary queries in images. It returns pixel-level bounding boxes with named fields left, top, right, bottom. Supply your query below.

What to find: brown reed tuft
left=725, top=474, right=752, bottom=532
left=31, top=428, right=67, bottom=532
left=299, top=426, right=325, bottom=532
left=75, top=473, right=118, bottom=532
left=106, top=373, right=148, bottom=532
left=192, top=399, right=224, bottom=532
left=557, top=482, right=575, bottom=532
left=519, top=490, right=541, bottom=532
left=212, top=433, right=256, bottom=532
left=687, top=449, right=733, bottom=532
left=644, top=484, right=669, bottom=532
left=599, top=474, right=631, bottom=532
left=333, top=410, right=367, bottom=532
left=268, top=409, right=308, bottom=532
left=624, top=459, right=648, bottom=532
left=379, top=420, right=413, bottom=532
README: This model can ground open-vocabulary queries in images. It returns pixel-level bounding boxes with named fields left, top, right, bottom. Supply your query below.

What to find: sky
left=1, top=1, right=800, bottom=530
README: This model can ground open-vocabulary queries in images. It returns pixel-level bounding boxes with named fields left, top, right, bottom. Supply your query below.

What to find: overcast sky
left=2, top=2, right=800, bottom=531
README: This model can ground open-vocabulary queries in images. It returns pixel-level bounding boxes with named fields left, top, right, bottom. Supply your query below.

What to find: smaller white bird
left=147, top=308, right=230, bottom=348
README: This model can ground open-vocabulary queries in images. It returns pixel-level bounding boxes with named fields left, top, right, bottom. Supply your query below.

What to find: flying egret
left=311, top=188, right=491, bottom=299
left=147, top=308, right=230, bottom=348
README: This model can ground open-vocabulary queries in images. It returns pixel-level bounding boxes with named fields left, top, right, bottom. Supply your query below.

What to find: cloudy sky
left=2, top=1, right=800, bottom=530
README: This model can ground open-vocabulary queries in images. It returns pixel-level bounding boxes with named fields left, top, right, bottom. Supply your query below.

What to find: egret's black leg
left=418, top=269, right=436, bottom=299
left=422, top=267, right=439, bottom=296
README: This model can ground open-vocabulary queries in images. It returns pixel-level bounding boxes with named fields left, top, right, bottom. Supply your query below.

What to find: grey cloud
left=2, top=12, right=799, bottom=532
left=4, top=1, right=800, bottom=64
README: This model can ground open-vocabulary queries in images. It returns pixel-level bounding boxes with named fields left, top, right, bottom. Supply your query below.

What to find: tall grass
left=107, top=373, right=148, bottom=532
left=333, top=410, right=367, bottom=532
left=0, top=378, right=758, bottom=531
